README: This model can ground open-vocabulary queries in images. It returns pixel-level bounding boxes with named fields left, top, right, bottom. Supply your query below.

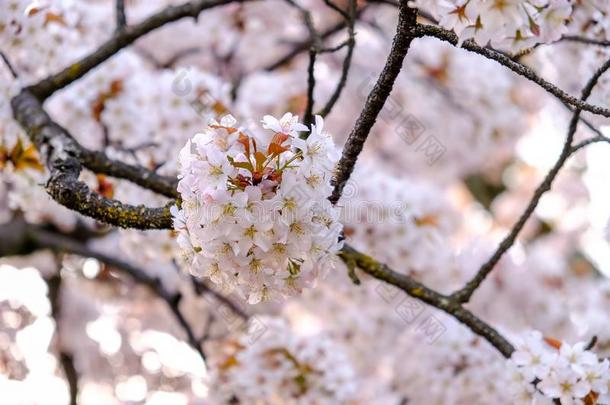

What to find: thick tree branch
left=330, top=2, right=418, bottom=204
left=11, top=90, right=174, bottom=229
left=28, top=0, right=255, bottom=100
left=450, top=57, right=610, bottom=303
left=415, top=24, right=610, bottom=118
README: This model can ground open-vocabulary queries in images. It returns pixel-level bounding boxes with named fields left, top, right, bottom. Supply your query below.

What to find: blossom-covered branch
left=6, top=1, right=610, bottom=402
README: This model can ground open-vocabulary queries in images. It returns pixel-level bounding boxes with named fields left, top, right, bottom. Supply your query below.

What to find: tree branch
left=80, top=149, right=179, bottom=199
left=264, top=13, right=361, bottom=71
left=330, top=2, right=418, bottom=204
left=339, top=244, right=515, bottom=358
left=450, top=57, right=610, bottom=303
left=559, top=35, right=610, bottom=47
left=316, top=0, right=357, bottom=118
left=116, top=0, right=127, bottom=30
left=190, top=276, right=249, bottom=320
left=0, top=50, right=18, bottom=79
left=0, top=218, right=207, bottom=361
left=283, top=0, right=321, bottom=128
left=46, top=271, right=79, bottom=405
left=304, top=49, right=317, bottom=127
left=415, top=24, right=610, bottom=118
left=11, top=90, right=174, bottom=229
left=28, top=0, right=255, bottom=100
left=571, top=134, right=610, bottom=153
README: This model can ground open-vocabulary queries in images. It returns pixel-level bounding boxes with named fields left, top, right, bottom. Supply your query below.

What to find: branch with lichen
left=339, top=244, right=515, bottom=357
left=11, top=91, right=174, bottom=229
left=9, top=0, right=264, bottom=227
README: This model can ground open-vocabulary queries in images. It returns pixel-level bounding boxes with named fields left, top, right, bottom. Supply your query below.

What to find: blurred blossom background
left=3, top=0, right=610, bottom=404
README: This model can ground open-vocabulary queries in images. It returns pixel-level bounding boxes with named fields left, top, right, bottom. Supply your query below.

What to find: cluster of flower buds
left=509, top=331, right=610, bottom=404
left=173, top=113, right=342, bottom=303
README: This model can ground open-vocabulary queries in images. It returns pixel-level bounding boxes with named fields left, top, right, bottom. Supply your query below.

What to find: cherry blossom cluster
left=413, top=0, right=572, bottom=51
left=509, top=331, right=610, bottom=404
left=173, top=113, right=342, bottom=303
left=0, top=0, right=93, bottom=81
left=210, top=316, right=357, bottom=404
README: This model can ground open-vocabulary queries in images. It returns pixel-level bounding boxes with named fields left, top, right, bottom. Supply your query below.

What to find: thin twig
left=190, top=276, right=249, bottom=320
left=46, top=271, right=79, bottom=405
left=323, top=0, right=349, bottom=20
left=571, top=135, right=610, bottom=153
left=304, top=49, right=316, bottom=127
left=561, top=101, right=607, bottom=140
left=28, top=0, right=256, bottom=100
left=0, top=218, right=207, bottom=361
left=116, top=0, right=127, bottom=29
left=316, top=0, right=357, bottom=118
left=283, top=0, right=321, bottom=128
left=559, top=35, right=610, bottom=47
left=415, top=24, right=610, bottom=118
left=586, top=336, right=598, bottom=351
left=317, top=39, right=350, bottom=54
left=136, top=46, right=202, bottom=69
left=330, top=2, right=418, bottom=204
left=264, top=11, right=364, bottom=71
left=0, top=51, right=18, bottom=79
left=451, top=57, right=610, bottom=303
